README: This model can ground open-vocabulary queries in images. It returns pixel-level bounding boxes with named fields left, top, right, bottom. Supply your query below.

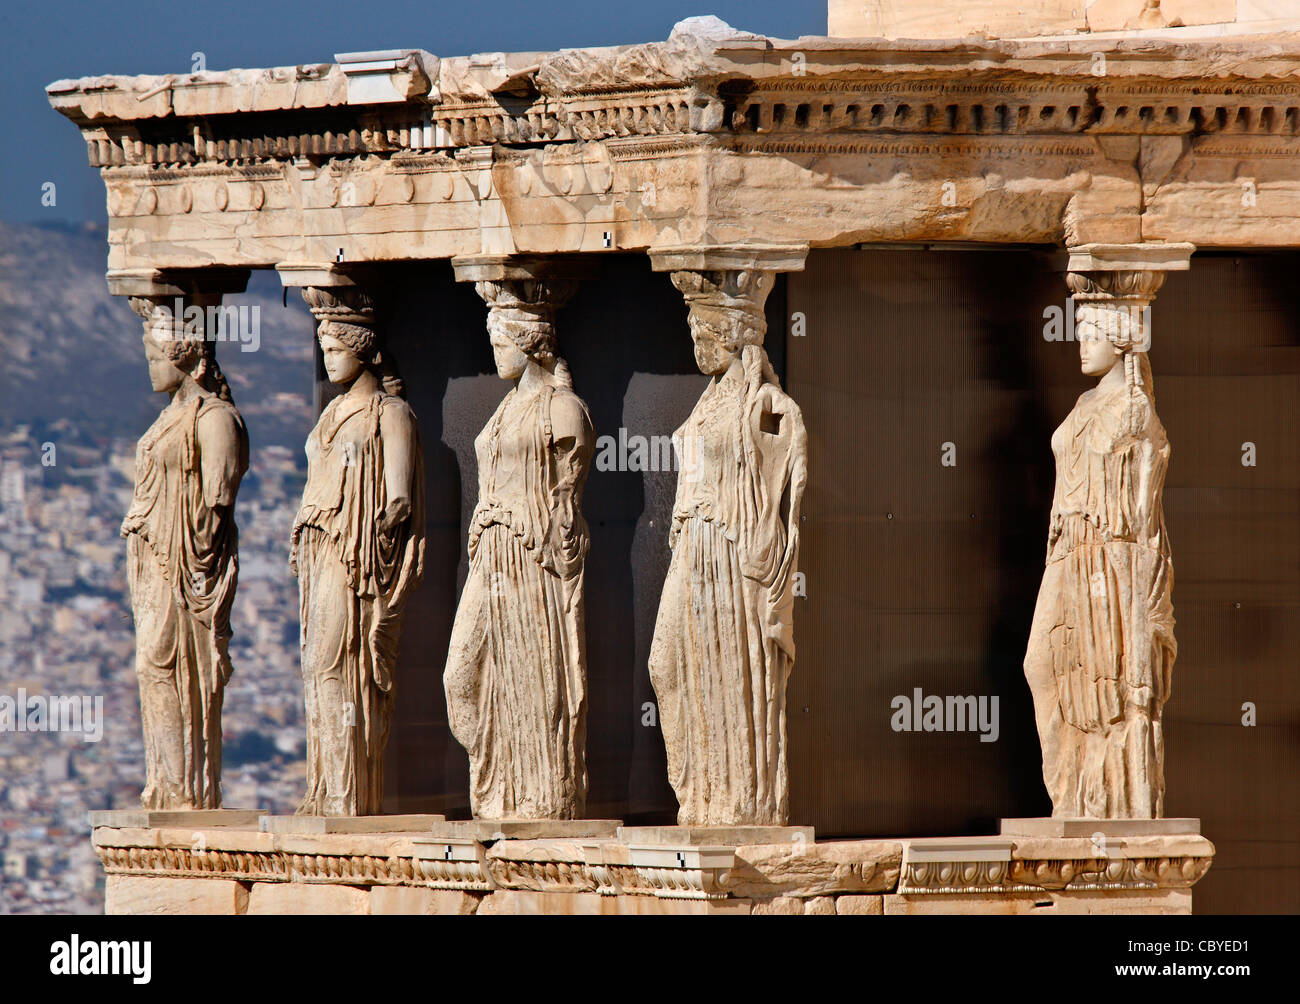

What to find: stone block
left=259, top=814, right=445, bottom=834
left=105, top=875, right=248, bottom=915
left=751, top=896, right=803, bottom=915
left=883, top=888, right=1192, bottom=915
left=430, top=819, right=621, bottom=841
left=90, top=809, right=264, bottom=829
left=803, top=896, right=835, bottom=915
left=369, top=886, right=479, bottom=915
left=1000, top=817, right=1200, bottom=838
left=1153, top=0, right=1236, bottom=28
left=724, top=839, right=902, bottom=898
left=246, top=882, right=370, bottom=915
left=476, top=890, right=609, bottom=915
left=835, top=895, right=884, bottom=915
left=617, top=825, right=814, bottom=846
left=828, top=0, right=1087, bottom=39
left=611, top=896, right=752, bottom=916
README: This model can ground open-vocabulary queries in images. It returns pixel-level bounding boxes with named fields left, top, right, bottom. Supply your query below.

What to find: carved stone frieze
left=91, top=825, right=1215, bottom=907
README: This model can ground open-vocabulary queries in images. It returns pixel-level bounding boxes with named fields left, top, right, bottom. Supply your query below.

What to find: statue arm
left=196, top=407, right=244, bottom=510
left=749, top=383, right=807, bottom=587
left=1131, top=435, right=1162, bottom=545
left=779, top=393, right=808, bottom=584
left=543, top=393, right=593, bottom=577
left=549, top=392, right=594, bottom=471
left=378, top=400, right=418, bottom=535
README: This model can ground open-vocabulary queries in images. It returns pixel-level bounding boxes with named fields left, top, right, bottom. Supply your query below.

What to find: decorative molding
left=92, top=828, right=1215, bottom=903
left=898, top=855, right=1212, bottom=894
left=75, top=72, right=1300, bottom=172
left=724, top=136, right=1099, bottom=158
left=723, top=82, right=1300, bottom=141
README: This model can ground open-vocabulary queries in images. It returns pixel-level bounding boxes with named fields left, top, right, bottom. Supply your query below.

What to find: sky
left=3, top=0, right=827, bottom=224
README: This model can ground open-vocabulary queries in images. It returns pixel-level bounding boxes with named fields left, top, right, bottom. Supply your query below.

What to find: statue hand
left=378, top=496, right=412, bottom=537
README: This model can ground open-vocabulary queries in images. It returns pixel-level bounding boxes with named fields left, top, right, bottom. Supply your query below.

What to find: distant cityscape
left=0, top=421, right=310, bottom=914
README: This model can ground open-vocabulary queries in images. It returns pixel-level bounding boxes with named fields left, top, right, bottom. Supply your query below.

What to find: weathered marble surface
left=648, top=248, right=808, bottom=827
left=122, top=295, right=248, bottom=810
left=45, top=20, right=1300, bottom=273
left=292, top=282, right=425, bottom=816
left=1024, top=246, right=1188, bottom=819
left=444, top=262, right=594, bottom=820
left=91, top=823, right=1214, bottom=915
left=827, top=0, right=1292, bottom=39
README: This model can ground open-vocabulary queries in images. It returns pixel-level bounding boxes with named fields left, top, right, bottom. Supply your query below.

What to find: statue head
left=301, top=285, right=405, bottom=396
left=670, top=269, right=771, bottom=377
left=317, top=320, right=375, bottom=385
left=1075, top=300, right=1155, bottom=379
left=1075, top=305, right=1126, bottom=377
left=1067, top=271, right=1159, bottom=381
left=486, top=306, right=556, bottom=381
left=475, top=279, right=572, bottom=385
left=133, top=297, right=231, bottom=401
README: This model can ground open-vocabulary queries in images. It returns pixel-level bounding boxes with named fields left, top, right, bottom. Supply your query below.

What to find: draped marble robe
left=444, top=380, right=593, bottom=819
left=292, top=389, right=425, bottom=816
left=122, top=393, right=248, bottom=809
left=1023, top=367, right=1176, bottom=818
left=649, top=350, right=807, bottom=826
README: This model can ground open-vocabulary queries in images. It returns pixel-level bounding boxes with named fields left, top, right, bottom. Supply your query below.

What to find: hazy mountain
left=0, top=220, right=315, bottom=458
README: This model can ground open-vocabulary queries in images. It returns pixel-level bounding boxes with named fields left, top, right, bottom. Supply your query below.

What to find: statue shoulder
left=195, top=396, right=246, bottom=446
left=753, top=381, right=805, bottom=431
left=377, top=392, right=419, bottom=428
left=547, top=387, right=593, bottom=438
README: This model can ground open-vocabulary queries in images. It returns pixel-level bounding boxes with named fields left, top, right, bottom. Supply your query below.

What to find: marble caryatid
left=649, top=265, right=808, bottom=827
left=1023, top=270, right=1177, bottom=819
left=122, top=296, right=249, bottom=810
left=292, top=284, right=425, bottom=817
left=444, top=276, right=594, bottom=820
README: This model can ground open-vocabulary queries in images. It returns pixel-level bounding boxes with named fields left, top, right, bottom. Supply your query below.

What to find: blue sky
left=4, top=1, right=825, bottom=223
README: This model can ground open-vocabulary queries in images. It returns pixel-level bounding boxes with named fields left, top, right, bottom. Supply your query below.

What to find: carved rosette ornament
left=1023, top=243, right=1192, bottom=820
left=444, top=258, right=595, bottom=820
left=648, top=245, right=809, bottom=826
left=291, top=278, right=425, bottom=817
left=120, top=285, right=249, bottom=810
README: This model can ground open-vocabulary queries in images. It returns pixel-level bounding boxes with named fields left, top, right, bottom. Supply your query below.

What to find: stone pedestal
left=617, top=825, right=815, bottom=846
left=258, top=814, right=445, bottom=834
left=89, top=809, right=264, bottom=828
left=429, top=819, right=621, bottom=841
left=1000, top=818, right=1201, bottom=837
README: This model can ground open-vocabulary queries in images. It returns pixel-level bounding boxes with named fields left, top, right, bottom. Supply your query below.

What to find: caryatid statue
left=292, top=284, right=425, bottom=817
left=648, top=252, right=808, bottom=827
left=444, top=272, right=595, bottom=820
left=1023, top=263, right=1180, bottom=819
left=122, top=293, right=248, bottom=810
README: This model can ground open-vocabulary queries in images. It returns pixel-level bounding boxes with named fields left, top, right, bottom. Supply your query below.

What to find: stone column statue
left=292, top=284, right=425, bottom=816
left=1023, top=262, right=1180, bottom=819
left=122, top=293, right=248, bottom=810
left=648, top=249, right=808, bottom=827
left=444, top=271, right=594, bottom=820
